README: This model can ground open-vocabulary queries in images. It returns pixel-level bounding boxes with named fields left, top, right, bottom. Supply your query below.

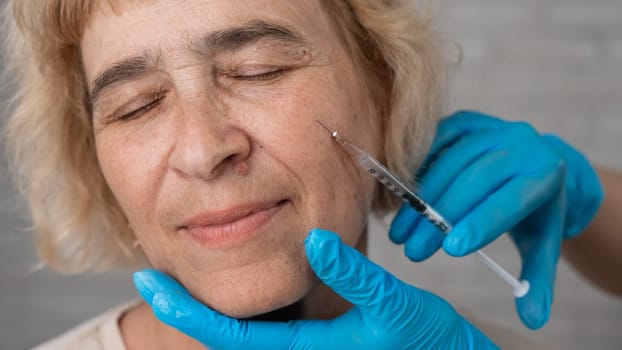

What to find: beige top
left=31, top=301, right=139, bottom=350
left=32, top=300, right=559, bottom=350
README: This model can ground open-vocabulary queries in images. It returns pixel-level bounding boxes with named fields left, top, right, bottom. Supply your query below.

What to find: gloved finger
left=442, top=169, right=563, bottom=257
left=542, top=134, right=604, bottom=238
left=402, top=219, right=445, bottom=262
left=405, top=148, right=521, bottom=261
left=419, top=128, right=511, bottom=201
left=512, top=191, right=564, bottom=329
left=392, top=129, right=510, bottom=245
left=134, top=270, right=295, bottom=350
left=421, top=110, right=505, bottom=170
left=133, top=269, right=191, bottom=300
left=402, top=112, right=512, bottom=246
left=305, top=228, right=409, bottom=322
left=389, top=203, right=423, bottom=244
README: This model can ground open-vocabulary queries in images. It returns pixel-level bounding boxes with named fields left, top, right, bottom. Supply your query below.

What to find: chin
left=185, top=260, right=316, bottom=319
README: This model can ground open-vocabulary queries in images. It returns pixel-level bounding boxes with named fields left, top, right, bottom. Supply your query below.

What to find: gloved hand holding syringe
left=317, top=120, right=530, bottom=298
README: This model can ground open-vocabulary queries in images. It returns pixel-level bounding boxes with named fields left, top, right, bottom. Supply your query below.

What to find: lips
left=179, top=200, right=287, bottom=247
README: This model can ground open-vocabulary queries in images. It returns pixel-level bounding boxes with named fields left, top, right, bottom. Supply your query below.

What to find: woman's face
left=82, top=0, right=381, bottom=318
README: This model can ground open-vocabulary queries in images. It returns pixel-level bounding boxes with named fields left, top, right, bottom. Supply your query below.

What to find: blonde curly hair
left=2, top=0, right=445, bottom=273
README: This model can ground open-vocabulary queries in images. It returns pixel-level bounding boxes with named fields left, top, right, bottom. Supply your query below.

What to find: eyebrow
left=88, top=20, right=306, bottom=106
left=89, top=53, right=158, bottom=106
left=192, top=20, right=305, bottom=54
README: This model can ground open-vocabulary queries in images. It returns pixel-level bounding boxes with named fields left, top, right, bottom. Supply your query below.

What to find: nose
left=168, top=112, right=252, bottom=181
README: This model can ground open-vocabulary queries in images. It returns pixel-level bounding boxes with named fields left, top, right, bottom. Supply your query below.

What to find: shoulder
left=31, top=300, right=141, bottom=350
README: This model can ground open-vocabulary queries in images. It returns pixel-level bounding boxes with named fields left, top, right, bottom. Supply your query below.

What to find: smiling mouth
left=179, top=200, right=288, bottom=248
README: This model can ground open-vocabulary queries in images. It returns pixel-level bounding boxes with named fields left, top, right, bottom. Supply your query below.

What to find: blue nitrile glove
left=389, top=110, right=604, bottom=330
left=134, top=228, right=498, bottom=350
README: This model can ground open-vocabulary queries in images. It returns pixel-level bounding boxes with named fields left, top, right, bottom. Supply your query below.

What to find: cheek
left=96, top=131, right=182, bottom=266
left=94, top=126, right=167, bottom=228
left=239, top=73, right=377, bottom=242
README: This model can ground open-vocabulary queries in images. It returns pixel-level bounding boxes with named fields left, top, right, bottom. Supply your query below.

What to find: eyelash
left=116, top=91, right=167, bottom=122
left=230, top=68, right=286, bottom=81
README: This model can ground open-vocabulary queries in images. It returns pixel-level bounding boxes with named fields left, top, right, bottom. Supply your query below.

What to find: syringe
left=317, top=120, right=530, bottom=298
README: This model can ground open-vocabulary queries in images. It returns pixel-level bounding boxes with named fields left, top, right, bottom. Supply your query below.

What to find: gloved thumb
left=305, top=228, right=408, bottom=321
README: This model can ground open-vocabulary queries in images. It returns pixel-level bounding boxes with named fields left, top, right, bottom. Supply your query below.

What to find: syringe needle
left=315, top=120, right=369, bottom=160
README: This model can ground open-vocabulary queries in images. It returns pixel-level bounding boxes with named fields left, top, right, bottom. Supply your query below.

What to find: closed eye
left=117, top=92, right=167, bottom=122
left=231, top=68, right=285, bottom=81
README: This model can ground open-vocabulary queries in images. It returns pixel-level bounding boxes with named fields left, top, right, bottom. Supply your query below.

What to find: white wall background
left=1, top=1, right=621, bottom=349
